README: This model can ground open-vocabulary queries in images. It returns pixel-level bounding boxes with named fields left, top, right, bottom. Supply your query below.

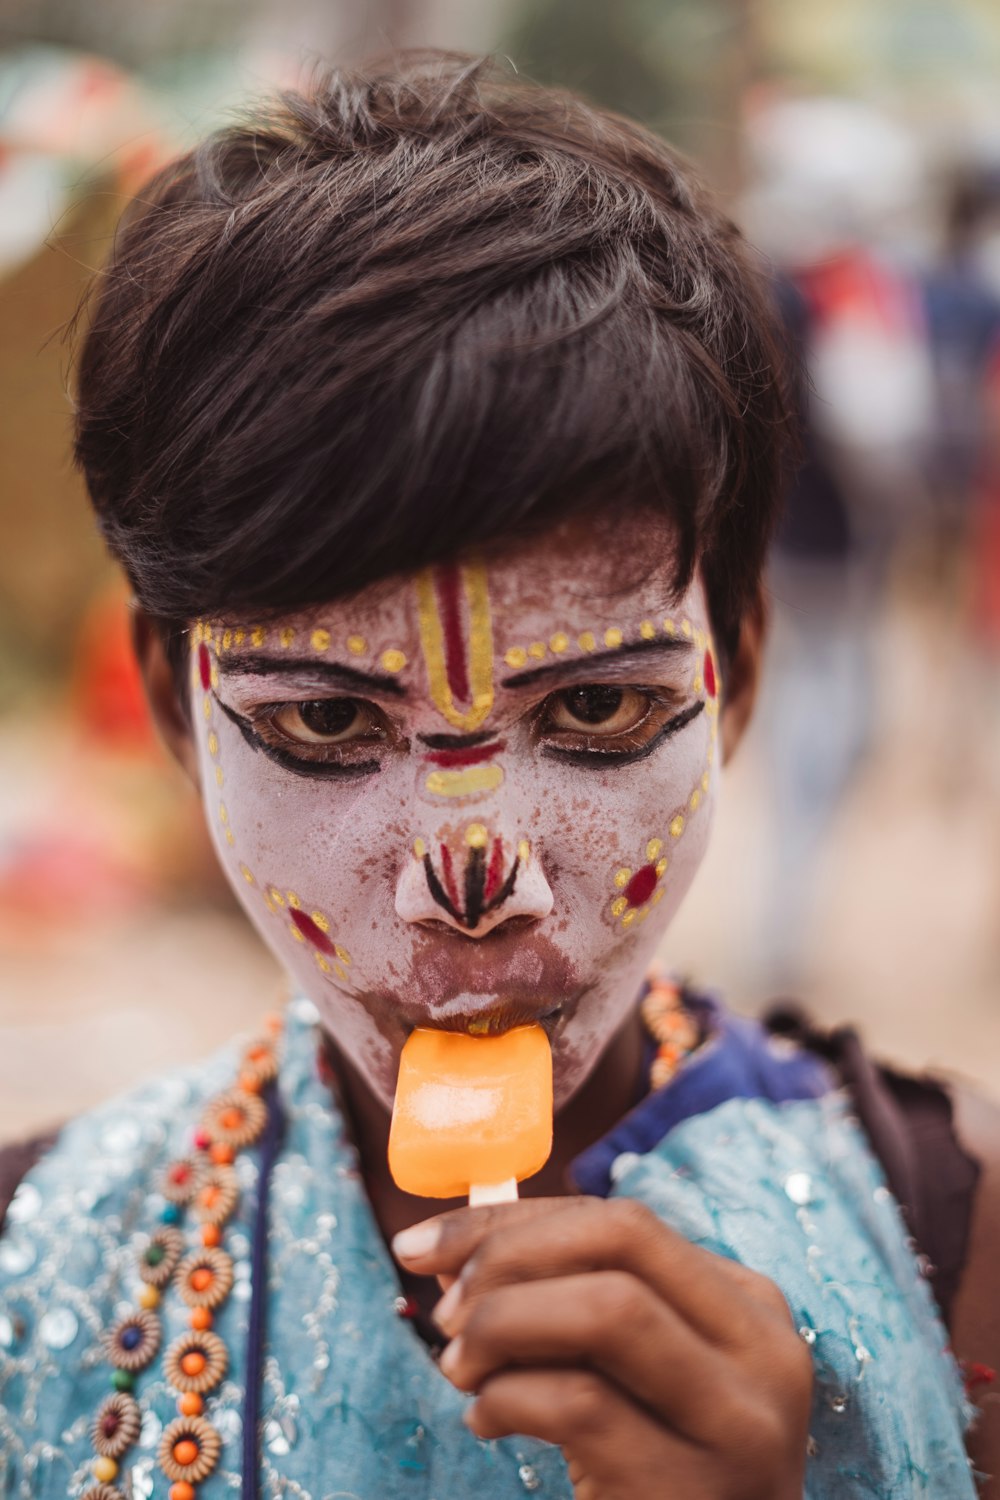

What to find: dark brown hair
left=73, top=50, right=792, bottom=671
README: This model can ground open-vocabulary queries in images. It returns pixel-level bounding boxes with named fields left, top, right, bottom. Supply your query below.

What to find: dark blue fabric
left=570, top=992, right=834, bottom=1198
left=243, top=1078, right=286, bottom=1499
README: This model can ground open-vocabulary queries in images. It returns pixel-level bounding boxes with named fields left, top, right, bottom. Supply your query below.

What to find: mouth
left=398, top=994, right=574, bottom=1041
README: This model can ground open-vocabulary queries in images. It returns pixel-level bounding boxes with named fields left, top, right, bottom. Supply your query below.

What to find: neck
left=323, top=1002, right=648, bottom=1247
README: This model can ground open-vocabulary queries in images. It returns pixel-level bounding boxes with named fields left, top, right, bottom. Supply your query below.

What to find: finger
left=466, top=1367, right=708, bottom=1497
left=439, top=1270, right=735, bottom=1445
left=396, top=1195, right=792, bottom=1346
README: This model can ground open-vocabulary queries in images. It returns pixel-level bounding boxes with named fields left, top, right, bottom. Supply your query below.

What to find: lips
left=411, top=996, right=570, bottom=1038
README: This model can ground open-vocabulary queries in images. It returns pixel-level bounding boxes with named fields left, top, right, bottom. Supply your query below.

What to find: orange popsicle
left=388, top=1024, right=553, bottom=1202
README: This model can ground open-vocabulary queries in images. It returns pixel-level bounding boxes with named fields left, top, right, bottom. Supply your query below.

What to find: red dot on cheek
left=289, top=906, right=335, bottom=955
left=198, top=643, right=212, bottom=692
left=624, top=864, right=659, bottom=908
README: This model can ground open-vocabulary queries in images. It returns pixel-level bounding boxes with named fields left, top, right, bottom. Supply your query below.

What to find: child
left=1, top=51, right=996, bottom=1500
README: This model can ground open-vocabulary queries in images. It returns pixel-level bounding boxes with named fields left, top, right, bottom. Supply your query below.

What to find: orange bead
left=173, top=1438, right=199, bottom=1466
left=219, top=1107, right=243, bottom=1131
left=170, top=1485, right=196, bottom=1500
left=263, top=1012, right=283, bottom=1034
left=190, top=1307, right=212, bottom=1331
left=247, top=1044, right=270, bottom=1064
left=210, top=1142, right=234, bottom=1165
left=201, top=1224, right=222, bottom=1248
left=180, top=1351, right=207, bottom=1376
left=200, top=1186, right=220, bottom=1209
left=190, top=1268, right=214, bottom=1292
left=178, top=1392, right=204, bottom=1416
left=238, top=1072, right=262, bottom=1094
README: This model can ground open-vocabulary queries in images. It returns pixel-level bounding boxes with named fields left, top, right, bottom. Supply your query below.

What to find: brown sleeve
left=765, top=1006, right=981, bottom=1332
left=0, top=1129, right=61, bottom=1233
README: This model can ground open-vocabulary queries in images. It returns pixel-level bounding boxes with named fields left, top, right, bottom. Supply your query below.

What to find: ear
left=131, top=605, right=201, bottom=786
left=720, top=588, right=767, bottom=764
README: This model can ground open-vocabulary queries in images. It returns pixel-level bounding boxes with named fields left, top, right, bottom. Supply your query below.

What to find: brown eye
left=546, top=686, right=649, bottom=735
left=272, top=698, right=374, bottom=745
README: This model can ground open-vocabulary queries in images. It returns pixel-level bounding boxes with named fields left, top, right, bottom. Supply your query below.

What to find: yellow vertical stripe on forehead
left=415, top=561, right=495, bottom=731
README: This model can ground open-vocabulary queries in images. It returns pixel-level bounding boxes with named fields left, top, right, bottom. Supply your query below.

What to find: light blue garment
left=0, top=997, right=975, bottom=1498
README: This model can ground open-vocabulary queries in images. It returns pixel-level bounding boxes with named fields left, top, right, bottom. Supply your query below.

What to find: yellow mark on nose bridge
left=426, top=764, right=504, bottom=798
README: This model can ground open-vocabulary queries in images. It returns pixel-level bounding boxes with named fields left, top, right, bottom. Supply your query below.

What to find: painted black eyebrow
left=216, top=653, right=406, bottom=697
left=501, top=636, right=694, bottom=691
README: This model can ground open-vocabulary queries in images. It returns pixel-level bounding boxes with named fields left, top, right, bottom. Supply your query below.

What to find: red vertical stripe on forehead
left=434, top=565, right=470, bottom=706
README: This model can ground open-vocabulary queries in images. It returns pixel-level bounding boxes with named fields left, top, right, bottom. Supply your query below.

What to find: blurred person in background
left=0, top=51, right=997, bottom=1500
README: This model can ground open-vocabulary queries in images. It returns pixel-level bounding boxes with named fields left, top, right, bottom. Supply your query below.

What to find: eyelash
left=220, top=683, right=697, bottom=777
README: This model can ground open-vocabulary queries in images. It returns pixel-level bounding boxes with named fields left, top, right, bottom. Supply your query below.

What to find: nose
left=396, top=824, right=554, bottom=936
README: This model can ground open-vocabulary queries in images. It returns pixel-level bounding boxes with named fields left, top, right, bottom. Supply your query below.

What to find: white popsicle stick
left=468, top=1177, right=518, bottom=1206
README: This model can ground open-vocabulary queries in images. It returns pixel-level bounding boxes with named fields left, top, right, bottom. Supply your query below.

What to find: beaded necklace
left=80, top=1016, right=282, bottom=1500
left=640, top=976, right=701, bottom=1090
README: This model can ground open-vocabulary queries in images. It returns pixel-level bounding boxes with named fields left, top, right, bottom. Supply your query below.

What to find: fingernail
left=392, top=1221, right=441, bottom=1262
left=434, top=1279, right=463, bottom=1330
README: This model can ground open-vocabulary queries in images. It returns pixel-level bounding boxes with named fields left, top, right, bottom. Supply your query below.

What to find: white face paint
left=191, top=513, right=721, bottom=1112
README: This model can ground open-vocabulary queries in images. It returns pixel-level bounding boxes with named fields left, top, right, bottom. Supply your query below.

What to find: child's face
left=186, top=513, right=727, bottom=1110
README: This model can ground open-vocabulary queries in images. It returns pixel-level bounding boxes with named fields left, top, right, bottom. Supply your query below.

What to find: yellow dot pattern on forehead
left=382, top=649, right=407, bottom=673
left=311, top=629, right=331, bottom=652
left=280, top=627, right=295, bottom=648
left=502, top=617, right=699, bottom=672
left=465, top=823, right=489, bottom=849
left=347, top=635, right=366, bottom=656
left=251, top=626, right=265, bottom=647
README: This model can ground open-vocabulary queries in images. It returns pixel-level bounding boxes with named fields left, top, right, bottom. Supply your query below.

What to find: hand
left=394, top=1197, right=813, bottom=1500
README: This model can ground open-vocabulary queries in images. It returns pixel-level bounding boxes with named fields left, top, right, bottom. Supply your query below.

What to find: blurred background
left=1, top=0, right=999, bottom=1139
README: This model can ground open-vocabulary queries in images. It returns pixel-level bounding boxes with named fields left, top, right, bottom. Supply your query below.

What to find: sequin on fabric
left=0, top=1001, right=975, bottom=1498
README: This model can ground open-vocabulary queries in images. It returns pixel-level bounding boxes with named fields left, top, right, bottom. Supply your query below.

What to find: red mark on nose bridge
left=484, top=837, right=505, bottom=902
left=425, top=741, right=504, bottom=769
left=435, top=565, right=470, bottom=705
left=290, top=907, right=335, bottom=955
left=198, top=643, right=212, bottom=691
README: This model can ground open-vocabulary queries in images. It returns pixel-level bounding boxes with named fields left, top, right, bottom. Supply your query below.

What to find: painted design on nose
left=417, top=823, right=522, bottom=930
left=421, top=732, right=506, bottom=799
left=415, top=562, right=495, bottom=731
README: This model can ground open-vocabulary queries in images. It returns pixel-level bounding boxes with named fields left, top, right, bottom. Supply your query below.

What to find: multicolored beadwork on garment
left=86, top=1016, right=282, bottom=1499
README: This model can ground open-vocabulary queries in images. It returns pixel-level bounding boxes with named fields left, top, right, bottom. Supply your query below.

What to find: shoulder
left=948, top=1083, right=1000, bottom=1496
left=0, top=1128, right=61, bottom=1230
